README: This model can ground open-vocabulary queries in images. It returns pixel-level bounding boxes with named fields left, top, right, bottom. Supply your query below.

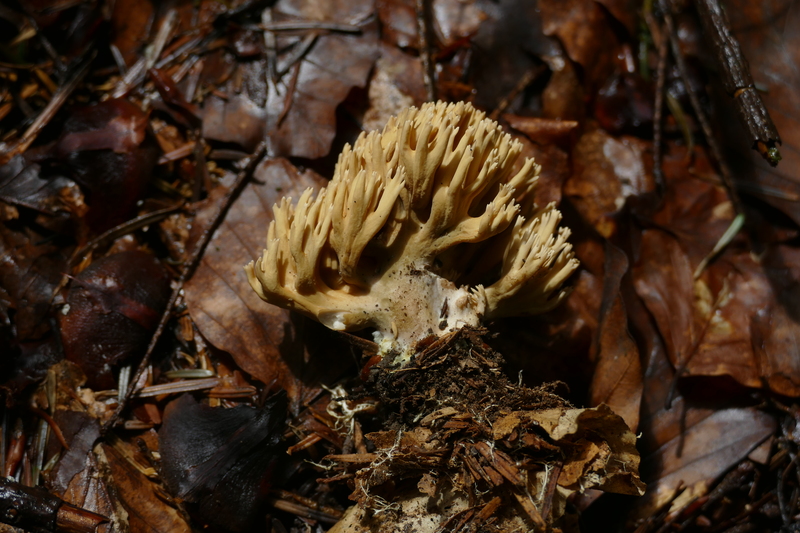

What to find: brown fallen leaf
left=589, top=242, right=642, bottom=432
left=184, top=158, right=345, bottom=410
left=525, top=404, right=645, bottom=496
left=103, top=438, right=192, bottom=533
left=0, top=222, right=68, bottom=341
left=636, top=405, right=776, bottom=518
left=539, top=0, right=619, bottom=90
left=468, top=0, right=561, bottom=111
left=265, top=0, right=379, bottom=158
left=362, top=43, right=426, bottom=132
left=631, top=291, right=778, bottom=522
left=565, top=124, right=656, bottom=238
left=594, top=0, right=638, bottom=36
left=60, top=445, right=126, bottom=533
left=202, top=94, right=266, bottom=152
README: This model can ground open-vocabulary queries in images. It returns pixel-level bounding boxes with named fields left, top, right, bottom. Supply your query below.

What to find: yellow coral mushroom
left=245, top=101, right=578, bottom=362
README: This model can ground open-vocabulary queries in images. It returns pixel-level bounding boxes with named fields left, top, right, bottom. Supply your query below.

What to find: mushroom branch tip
left=246, top=101, right=579, bottom=359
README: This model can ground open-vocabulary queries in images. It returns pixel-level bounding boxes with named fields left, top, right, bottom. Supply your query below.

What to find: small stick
left=102, top=141, right=268, bottom=433
left=416, top=0, right=437, bottom=101
left=277, top=62, right=301, bottom=127
left=276, top=31, right=318, bottom=78
left=694, top=0, right=781, bottom=166
left=489, top=66, right=545, bottom=121
left=653, top=27, right=669, bottom=191
left=0, top=476, right=108, bottom=533
left=67, top=205, right=183, bottom=270
left=258, top=21, right=361, bottom=33
left=28, top=407, right=69, bottom=450
left=0, top=52, right=94, bottom=163
left=262, top=8, right=278, bottom=85
left=659, top=1, right=743, bottom=214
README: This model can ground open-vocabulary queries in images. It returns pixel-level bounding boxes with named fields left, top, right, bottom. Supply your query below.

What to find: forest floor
left=1, top=0, right=800, bottom=532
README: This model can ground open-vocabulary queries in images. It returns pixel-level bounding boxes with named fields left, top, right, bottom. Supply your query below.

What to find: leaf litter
left=0, top=0, right=798, bottom=532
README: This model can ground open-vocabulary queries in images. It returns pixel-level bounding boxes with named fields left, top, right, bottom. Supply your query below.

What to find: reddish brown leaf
left=637, top=406, right=775, bottom=517
left=377, top=0, right=418, bottom=48
left=265, top=1, right=379, bottom=158
left=184, top=158, right=343, bottom=410
left=593, top=0, right=638, bottom=35
left=362, top=43, right=426, bottom=132
left=539, top=0, right=619, bottom=90
left=110, top=0, right=155, bottom=67
left=565, top=125, right=655, bottom=237
left=60, top=251, right=171, bottom=390
left=202, top=94, right=267, bottom=153
left=432, top=0, right=485, bottom=47
left=589, top=242, right=642, bottom=432
left=504, top=115, right=579, bottom=147
left=469, top=0, right=561, bottom=111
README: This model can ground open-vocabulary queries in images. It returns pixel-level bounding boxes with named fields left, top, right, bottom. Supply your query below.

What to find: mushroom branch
left=246, top=101, right=579, bottom=361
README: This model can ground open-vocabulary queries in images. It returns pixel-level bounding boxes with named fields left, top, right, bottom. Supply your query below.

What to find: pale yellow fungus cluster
left=246, top=101, right=578, bottom=361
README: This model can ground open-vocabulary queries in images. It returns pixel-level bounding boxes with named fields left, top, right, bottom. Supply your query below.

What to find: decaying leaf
left=184, top=158, right=345, bottom=410
left=264, top=0, right=379, bottom=158
left=158, top=393, right=286, bottom=532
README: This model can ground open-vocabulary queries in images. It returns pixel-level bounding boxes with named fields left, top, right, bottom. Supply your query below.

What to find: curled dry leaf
left=59, top=444, right=127, bottom=533
left=46, top=98, right=158, bottom=234
left=539, top=0, right=619, bottom=90
left=0, top=156, right=83, bottom=217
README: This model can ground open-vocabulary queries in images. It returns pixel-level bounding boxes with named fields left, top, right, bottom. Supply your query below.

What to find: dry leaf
left=184, top=158, right=344, bottom=410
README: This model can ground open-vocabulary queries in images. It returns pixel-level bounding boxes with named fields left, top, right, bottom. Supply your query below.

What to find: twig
left=277, top=62, right=302, bottom=127
left=777, top=453, right=798, bottom=525
left=276, top=31, right=317, bottom=78
left=262, top=8, right=278, bottom=84
left=658, top=0, right=743, bottom=215
left=258, top=21, right=361, bottom=33
left=102, top=141, right=268, bottom=433
left=416, top=0, right=437, bottom=101
left=489, top=65, right=546, bottom=121
left=0, top=52, right=94, bottom=164
left=653, top=26, right=669, bottom=191
left=67, top=205, right=184, bottom=270
left=0, top=476, right=107, bottom=533
left=28, top=407, right=69, bottom=450
left=268, top=497, right=341, bottom=524
left=693, top=0, right=781, bottom=166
